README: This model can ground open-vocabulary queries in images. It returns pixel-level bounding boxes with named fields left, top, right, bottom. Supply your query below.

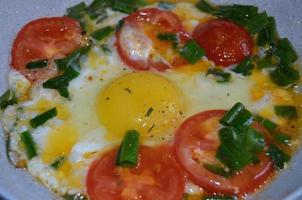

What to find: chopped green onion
left=30, top=107, right=57, bottom=128
left=66, top=2, right=87, bottom=20
left=245, top=11, right=269, bottom=34
left=116, top=130, right=140, bottom=167
left=219, top=102, right=253, bottom=128
left=270, top=66, right=300, bottom=87
left=274, top=38, right=298, bottom=67
left=58, top=87, right=69, bottom=98
left=86, top=0, right=111, bottom=19
left=91, top=26, right=114, bottom=41
left=216, top=127, right=253, bottom=171
left=256, top=55, right=275, bottom=69
left=255, top=115, right=277, bottom=132
left=116, top=19, right=125, bottom=32
left=50, top=156, right=66, bottom=169
left=196, top=0, right=216, bottom=13
left=158, top=2, right=175, bottom=10
left=214, top=4, right=258, bottom=26
left=231, top=57, right=254, bottom=76
left=100, top=44, right=111, bottom=53
left=206, top=68, right=231, bottom=83
left=274, top=132, right=291, bottom=145
left=203, top=163, right=231, bottom=177
left=112, top=0, right=147, bottom=14
left=274, top=105, right=298, bottom=119
left=245, top=127, right=265, bottom=153
left=179, top=40, right=205, bottom=64
left=63, top=193, right=88, bottom=200
left=257, top=16, right=278, bottom=47
left=266, top=144, right=290, bottom=170
left=20, top=131, right=37, bottom=159
left=5, top=136, right=13, bottom=164
left=157, top=33, right=178, bottom=43
left=0, top=90, right=17, bottom=110
left=203, top=195, right=236, bottom=200
left=26, top=59, right=48, bottom=69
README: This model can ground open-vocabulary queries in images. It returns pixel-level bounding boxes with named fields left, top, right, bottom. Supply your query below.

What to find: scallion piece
left=50, top=156, right=66, bottom=169
left=203, top=163, right=231, bottom=177
left=86, top=0, right=111, bottom=19
left=196, top=0, right=216, bottom=13
left=245, top=11, right=269, bottom=34
left=157, top=33, right=178, bottom=43
left=203, top=195, right=236, bottom=200
left=66, top=2, right=87, bottom=20
left=5, top=136, right=13, bottom=164
left=91, top=26, right=114, bottom=41
left=274, top=105, right=298, bottom=119
left=26, top=59, right=48, bottom=69
left=179, top=40, right=205, bottom=64
left=0, top=90, right=17, bottom=110
left=255, top=115, right=277, bottom=132
left=63, top=193, right=87, bottom=200
left=206, top=68, right=231, bottom=83
left=30, top=107, right=57, bottom=128
left=266, top=144, right=290, bottom=170
left=256, top=55, right=275, bottom=69
left=112, top=0, right=136, bottom=13
left=231, top=57, right=254, bottom=76
left=20, top=131, right=37, bottom=159
left=274, top=38, right=298, bottom=67
left=116, top=130, right=140, bottom=167
left=270, top=66, right=300, bottom=87
left=257, top=16, right=278, bottom=47
left=219, top=102, right=253, bottom=128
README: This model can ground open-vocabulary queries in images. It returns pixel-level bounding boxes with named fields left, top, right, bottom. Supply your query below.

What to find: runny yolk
left=97, top=72, right=184, bottom=140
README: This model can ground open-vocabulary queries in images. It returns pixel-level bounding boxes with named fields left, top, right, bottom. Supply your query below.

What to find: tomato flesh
left=87, top=145, right=185, bottom=200
left=192, top=19, right=254, bottom=67
left=11, top=17, right=83, bottom=82
left=116, top=8, right=189, bottom=71
left=173, top=110, right=273, bottom=196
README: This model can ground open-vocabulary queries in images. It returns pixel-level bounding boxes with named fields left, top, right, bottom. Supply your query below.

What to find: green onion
left=266, top=144, right=290, bottom=170
left=231, top=57, right=254, bottom=76
left=203, top=196, right=236, bottom=200
left=270, top=66, right=300, bottom=87
left=274, top=38, right=298, bottom=67
left=112, top=0, right=147, bottom=14
left=63, top=193, right=87, bottom=200
left=274, top=132, right=291, bottom=145
left=255, top=115, right=277, bottom=132
left=214, top=4, right=258, bottom=26
left=0, top=90, right=17, bottom=110
left=206, top=68, right=231, bottom=83
left=157, top=33, right=178, bottom=43
left=116, top=130, right=140, bottom=167
left=196, top=0, right=216, bottom=13
left=66, top=2, right=87, bottom=20
left=179, top=40, right=205, bottom=64
left=145, top=107, right=154, bottom=117
left=203, top=195, right=236, bottom=200
left=245, top=11, right=269, bottom=34
left=50, top=156, right=66, bottom=169
left=203, top=163, right=231, bottom=177
left=219, top=102, right=253, bottom=128
left=274, top=105, right=298, bottom=119
left=26, top=59, right=48, bottom=69
left=257, top=16, right=278, bottom=47
left=5, top=136, right=13, bottom=164
left=256, top=55, right=275, bottom=69
left=216, top=127, right=253, bottom=171
left=30, top=107, right=57, bottom=128
left=58, top=87, right=69, bottom=98
left=20, top=131, right=37, bottom=159
left=86, top=0, right=111, bottom=19
left=91, top=26, right=114, bottom=41
left=245, top=127, right=265, bottom=153
left=100, top=44, right=111, bottom=53
left=158, top=2, right=175, bottom=10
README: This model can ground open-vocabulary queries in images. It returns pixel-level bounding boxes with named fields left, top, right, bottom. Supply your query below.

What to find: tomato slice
left=192, top=19, right=254, bottom=67
left=86, top=145, right=185, bottom=200
left=173, top=110, right=273, bottom=196
left=116, top=8, right=189, bottom=71
left=11, top=17, right=83, bottom=82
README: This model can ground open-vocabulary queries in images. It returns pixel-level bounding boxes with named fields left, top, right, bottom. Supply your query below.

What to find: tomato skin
left=173, top=110, right=273, bottom=196
left=86, top=145, right=185, bottom=200
left=192, top=19, right=254, bottom=67
left=11, top=17, right=83, bottom=82
left=116, top=8, right=189, bottom=71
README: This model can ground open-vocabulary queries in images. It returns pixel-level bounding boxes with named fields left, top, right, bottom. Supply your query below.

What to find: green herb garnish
left=206, top=68, right=231, bottom=83
left=50, top=156, right=66, bottom=169
left=257, top=16, right=278, bottom=47
left=269, top=66, right=300, bottom=87
left=21, top=131, right=37, bottom=159
left=245, top=11, right=269, bottom=34
left=232, top=57, right=254, bottom=76
left=274, top=105, right=298, bottom=119
left=30, top=108, right=57, bottom=128
left=91, top=26, right=114, bottom=41
left=266, top=144, right=291, bottom=170
left=179, top=40, right=205, bottom=64
left=204, top=163, right=232, bottom=177
left=26, top=59, right=48, bottom=69
left=0, top=90, right=17, bottom=110
left=116, top=130, right=140, bottom=167
left=274, top=38, right=298, bottom=67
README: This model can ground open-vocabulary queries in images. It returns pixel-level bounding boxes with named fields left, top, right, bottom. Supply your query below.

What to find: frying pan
left=0, top=0, right=301, bottom=199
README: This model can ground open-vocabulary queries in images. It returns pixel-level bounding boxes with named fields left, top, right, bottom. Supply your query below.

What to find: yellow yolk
left=97, top=72, right=184, bottom=140
left=173, top=60, right=211, bottom=74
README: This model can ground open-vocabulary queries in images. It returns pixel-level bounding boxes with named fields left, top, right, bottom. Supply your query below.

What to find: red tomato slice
left=116, top=8, right=189, bottom=71
left=173, top=110, right=273, bottom=196
left=11, top=17, right=83, bottom=82
left=87, top=145, right=185, bottom=200
left=192, top=19, right=254, bottom=67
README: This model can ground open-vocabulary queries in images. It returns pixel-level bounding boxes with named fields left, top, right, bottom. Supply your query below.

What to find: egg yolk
left=97, top=72, right=184, bottom=140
